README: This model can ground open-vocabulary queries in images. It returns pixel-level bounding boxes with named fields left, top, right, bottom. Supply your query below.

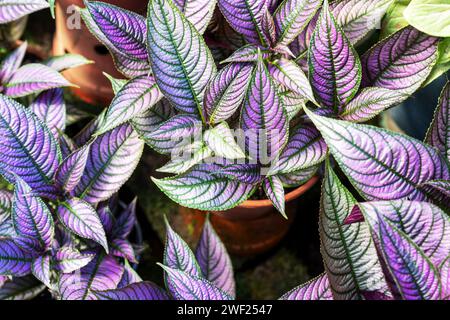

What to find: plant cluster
left=0, top=0, right=449, bottom=300
left=0, top=43, right=144, bottom=299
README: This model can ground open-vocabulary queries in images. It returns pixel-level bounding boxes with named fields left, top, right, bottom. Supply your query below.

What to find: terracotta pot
left=0, top=17, right=28, bottom=46
left=179, top=176, right=319, bottom=256
left=52, top=0, right=148, bottom=105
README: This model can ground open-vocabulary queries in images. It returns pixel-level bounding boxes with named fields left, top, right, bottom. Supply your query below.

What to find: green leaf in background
left=404, top=0, right=450, bottom=37
left=380, top=0, right=410, bottom=39
left=48, top=0, right=55, bottom=18
left=423, top=38, right=450, bottom=87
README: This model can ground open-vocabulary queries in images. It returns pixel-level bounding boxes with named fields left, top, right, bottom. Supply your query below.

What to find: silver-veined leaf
left=195, top=217, right=235, bottom=297
left=204, top=122, right=246, bottom=160
left=305, top=108, right=450, bottom=201
left=0, top=95, right=60, bottom=197
left=159, top=264, right=233, bottom=300
left=73, top=124, right=144, bottom=204
left=147, top=0, right=216, bottom=117
left=319, top=162, right=388, bottom=300
left=152, top=164, right=255, bottom=211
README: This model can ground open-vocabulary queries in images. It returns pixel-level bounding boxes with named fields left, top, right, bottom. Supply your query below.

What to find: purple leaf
left=0, top=0, right=49, bottom=24
left=240, top=53, right=288, bottom=164
left=159, top=264, right=233, bottom=300
left=0, top=275, right=7, bottom=287
left=218, top=0, right=270, bottom=46
left=340, top=87, right=408, bottom=122
left=57, top=198, right=108, bottom=252
left=319, top=162, right=389, bottom=300
left=55, top=144, right=91, bottom=194
left=217, top=164, right=263, bottom=185
left=112, top=198, right=136, bottom=239
left=0, top=238, right=33, bottom=276
left=81, top=1, right=150, bottom=78
left=418, top=180, right=450, bottom=209
left=195, top=217, right=235, bottom=297
left=374, top=217, right=441, bottom=300
left=152, top=164, right=255, bottom=211
left=279, top=273, right=333, bottom=300
left=157, top=141, right=212, bottom=175
left=273, top=0, right=322, bottom=47
left=118, top=259, right=142, bottom=288
left=440, top=256, right=450, bottom=300
left=220, top=45, right=270, bottom=64
left=43, top=54, right=93, bottom=72
left=0, top=41, right=27, bottom=84
left=73, top=110, right=106, bottom=147
left=30, top=88, right=66, bottom=138
left=3, top=64, right=73, bottom=98
left=110, top=239, right=137, bottom=263
left=92, top=281, right=170, bottom=300
left=73, top=124, right=144, bottom=204
left=173, top=0, right=217, bottom=34
left=145, top=114, right=202, bottom=142
left=361, top=26, right=439, bottom=94
left=289, top=11, right=318, bottom=58
left=426, top=81, right=449, bottom=161
left=0, top=275, right=45, bottom=300
left=131, top=99, right=176, bottom=153
left=98, top=75, right=163, bottom=134
left=12, top=176, right=54, bottom=252
left=54, top=246, right=95, bottom=274
left=58, top=253, right=124, bottom=300
left=269, top=58, right=316, bottom=103
left=350, top=200, right=450, bottom=266
left=0, top=95, right=60, bottom=197
left=141, top=114, right=202, bottom=155
left=55, top=225, right=76, bottom=248
left=164, top=218, right=201, bottom=276
left=305, top=109, right=450, bottom=201
left=263, top=176, right=286, bottom=218
left=277, top=165, right=318, bottom=188
left=147, top=0, right=216, bottom=117
left=331, top=0, right=393, bottom=45
left=361, top=290, right=393, bottom=300
left=204, top=62, right=253, bottom=125
left=84, top=1, right=147, bottom=60
left=268, top=124, right=327, bottom=175
left=0, top=219, right=14, bottom=238
left=31, top=254, right=51, bottom=288
left=261, top=8, right=277, bottom=46
left=97, top=202, right=115, bottom=237
left=308, top=0, right=361, bottom=113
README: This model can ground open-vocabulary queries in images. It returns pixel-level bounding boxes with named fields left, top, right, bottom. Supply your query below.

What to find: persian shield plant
left=1, top=0, right=447, bottom=300
left=82, top=0, right=449, bottom=218
left=0, top=69, right=145, bottom=298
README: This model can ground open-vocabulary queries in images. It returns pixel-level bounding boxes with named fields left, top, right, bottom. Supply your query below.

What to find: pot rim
left=237, top=175, right=319, bottom=209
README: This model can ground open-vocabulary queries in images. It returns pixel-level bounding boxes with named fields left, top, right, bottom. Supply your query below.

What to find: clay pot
left=52, top=0, right=147, bottom=105
left=0, top=17, right=28, bottom=46
left=179, top=176, right=319, bottom=256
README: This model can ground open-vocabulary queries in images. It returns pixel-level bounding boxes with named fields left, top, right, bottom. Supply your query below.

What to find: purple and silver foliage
left=1, top=0, right=449, bottom=300
left=0, top=18, right=143, bottom=297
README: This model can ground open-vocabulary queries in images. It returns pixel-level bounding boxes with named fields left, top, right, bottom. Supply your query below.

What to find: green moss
left=235, top=248, right=310, bottom=300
